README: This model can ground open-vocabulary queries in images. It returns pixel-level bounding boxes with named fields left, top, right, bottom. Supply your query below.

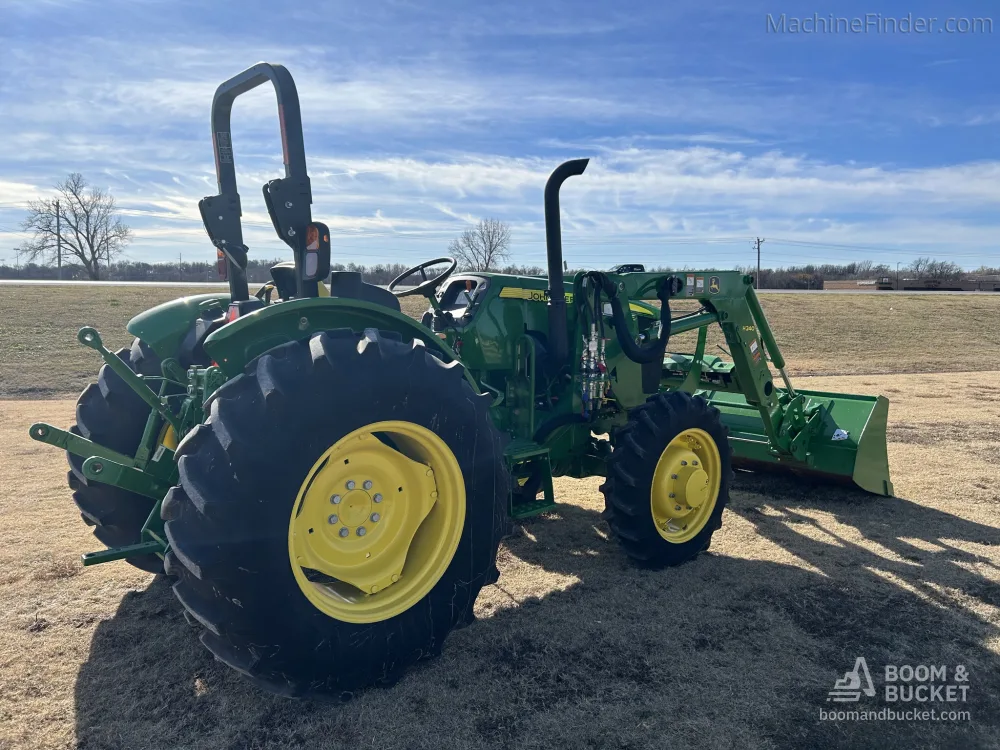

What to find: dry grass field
left=0, top=285, right=998, bottom=749
left=2, top=285, right=999, bottom=397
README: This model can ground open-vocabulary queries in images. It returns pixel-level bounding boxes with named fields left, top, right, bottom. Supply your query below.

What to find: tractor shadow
left=74, top=476, right=1000, bottom=750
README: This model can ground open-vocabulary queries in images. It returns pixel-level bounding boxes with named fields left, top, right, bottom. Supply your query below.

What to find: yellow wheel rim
left=288, top=421, right=465, bottom=624
left=650, top=428, right=721, bottom=543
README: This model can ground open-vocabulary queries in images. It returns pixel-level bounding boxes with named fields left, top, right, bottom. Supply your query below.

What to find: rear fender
left=127, top=293, right=231, bottom=360
left=202, top=297, right=475, bottom=387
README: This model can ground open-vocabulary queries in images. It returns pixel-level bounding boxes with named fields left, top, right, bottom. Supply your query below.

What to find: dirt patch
left=30, top=556, right=81, bottom=582
left=890, top=422, right=1000, bottom=446
left=0, top=370, right=998, bottom=748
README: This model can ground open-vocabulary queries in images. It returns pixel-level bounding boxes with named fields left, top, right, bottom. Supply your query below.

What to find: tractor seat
left=328, top=271, right=400, bottom=312
left=268, top=263, right=400, bottom=312
left=269, top=261, right=299, bottom=300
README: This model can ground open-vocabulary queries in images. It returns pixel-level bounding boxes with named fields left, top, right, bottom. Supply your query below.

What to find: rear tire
left=162, top=329, right=509, bottom=696
left=601, top=391, right=731, bottom=568
left=67, top=339, right=164, bottom=574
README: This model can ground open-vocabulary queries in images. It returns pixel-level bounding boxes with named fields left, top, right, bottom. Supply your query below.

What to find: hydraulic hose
left=593, top=273, right=678, bottom=365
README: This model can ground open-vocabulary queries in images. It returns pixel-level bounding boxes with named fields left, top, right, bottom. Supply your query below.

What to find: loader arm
left=595, top=270, right=893, bottom=496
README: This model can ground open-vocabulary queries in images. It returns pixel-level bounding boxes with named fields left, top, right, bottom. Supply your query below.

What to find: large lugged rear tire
left=162, top=329, right=509, bottom=696
left=601, top=391, right=731, bottom=568
left=67, top=338, right=164, bottom=574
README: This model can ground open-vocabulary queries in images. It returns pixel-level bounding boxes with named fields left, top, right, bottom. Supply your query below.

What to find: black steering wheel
left=388, top=257, right=458, bottom=298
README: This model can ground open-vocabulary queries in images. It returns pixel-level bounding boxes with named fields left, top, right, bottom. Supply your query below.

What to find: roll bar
left=199, top=62, right=322, bottom=300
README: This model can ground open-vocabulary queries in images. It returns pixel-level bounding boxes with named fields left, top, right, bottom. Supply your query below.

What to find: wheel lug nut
left=373, top=493, right=383, bottom=503
left=675, top=505, right=682, bottom=511
left=363, top=480, right=373, bottom=490
left=356, top=527, right=367, bottom=536
left=681, top=461, right=688, bottom=466
left=328, top=514, right=338, bottom=524
left=669, top=493, right=675, bottom=498
left=346, top=480, right=355, bottom=490
left=371, top=513, right=381, bottom=522
left=330, top=494, right=341, bottom=504
left=338, top=528, right=349, bottom=537
left=671, top=474, right=678, bottom=480
left=692, top=460, right=699, bottom=466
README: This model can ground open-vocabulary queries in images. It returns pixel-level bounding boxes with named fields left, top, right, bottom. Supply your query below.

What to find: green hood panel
left=127, top=293, right=231, bottom=360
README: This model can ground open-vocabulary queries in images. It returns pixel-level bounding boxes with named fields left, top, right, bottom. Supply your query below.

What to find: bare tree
left=447, top=218, right=511, bottom=271
left=908, top=256, right=932, bottom=278
left=20, top=173, right=132, bottom=280
left=854, top=259, right=875, bottom=277
left=924, top=259, right=963, bottom=280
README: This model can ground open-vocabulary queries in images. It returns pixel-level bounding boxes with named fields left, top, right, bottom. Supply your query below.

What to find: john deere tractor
left=30, top=63, right=892, bottom=696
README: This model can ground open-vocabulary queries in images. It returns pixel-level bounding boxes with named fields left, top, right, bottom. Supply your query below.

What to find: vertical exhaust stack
left=544, top=158, right=589, bottom=370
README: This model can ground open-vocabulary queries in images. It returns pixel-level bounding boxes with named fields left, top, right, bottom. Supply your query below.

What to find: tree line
left=7, top=174, right=996, bottom=288
left=5, top=258, right=996, bottom=287
left=734, top=258, right=1000, bottom=290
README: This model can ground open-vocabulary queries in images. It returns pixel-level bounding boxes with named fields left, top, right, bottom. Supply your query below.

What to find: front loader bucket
left=703, top=389, right=893, bottom=496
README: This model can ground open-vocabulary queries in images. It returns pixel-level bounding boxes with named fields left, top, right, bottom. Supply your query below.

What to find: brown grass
left=667, top=292, right=1000, bottom=376
left=0, top=369, right=998, bottom=749
left=2, top=284, right=999, bottom=397
left=0, top=285, right=428, bottom=398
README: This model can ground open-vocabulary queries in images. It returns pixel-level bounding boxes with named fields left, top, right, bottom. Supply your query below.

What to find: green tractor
left=30, top=63, right=892, bottom=696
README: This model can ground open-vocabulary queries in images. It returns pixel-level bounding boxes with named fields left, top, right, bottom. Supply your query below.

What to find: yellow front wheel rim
left=650, top=428, right=722, bottom=543
left=288, top=421, right=465, bottom=624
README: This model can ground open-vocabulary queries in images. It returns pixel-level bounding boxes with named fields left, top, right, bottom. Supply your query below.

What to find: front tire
left=601, top=391, right=731, bottom=568
left=162, top=329, right=509, bottom=696
left=67, top=338, right=164, bottom=574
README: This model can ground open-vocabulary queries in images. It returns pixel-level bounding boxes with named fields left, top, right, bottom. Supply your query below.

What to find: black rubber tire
left=162, top=329, right=510, bottom=697
left=600, top=391, right=731, bottom=568
left=67, top=338, right=164, bottom=574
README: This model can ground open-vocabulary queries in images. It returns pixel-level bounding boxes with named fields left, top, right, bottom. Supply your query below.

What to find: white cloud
left=6, top=143, right=1000, bottom=267
left=2, top=26, right=998, bottom=269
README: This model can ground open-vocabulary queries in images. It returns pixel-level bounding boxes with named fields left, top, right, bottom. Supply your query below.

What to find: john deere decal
left=499, top=287, right=574, bottom=303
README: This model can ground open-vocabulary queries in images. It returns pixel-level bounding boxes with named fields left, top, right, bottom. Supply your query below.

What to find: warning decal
left=216, top=131, right=234, bottom=164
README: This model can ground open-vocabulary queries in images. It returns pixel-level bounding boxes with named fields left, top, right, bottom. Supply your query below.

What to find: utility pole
left=752, top=237, right=765, bottom=289
left=55, top=199, right=62, bottom=280
left=896, top=261, right=901, bottom=290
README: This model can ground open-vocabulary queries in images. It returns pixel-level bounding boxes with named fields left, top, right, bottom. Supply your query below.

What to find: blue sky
left=1, top=0, right=997, bottom=271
